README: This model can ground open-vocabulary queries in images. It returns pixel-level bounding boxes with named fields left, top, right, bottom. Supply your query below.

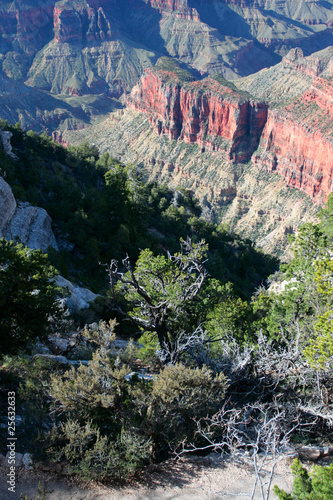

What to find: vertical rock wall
left=127, top=68, right=268, bottom=162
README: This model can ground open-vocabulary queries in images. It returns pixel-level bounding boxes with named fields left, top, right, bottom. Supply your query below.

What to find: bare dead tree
left=108, top=238, right=208, bottom=361
left=176, top=402, right=314, bottom=500
left=156, top=326, right=207, bottom=364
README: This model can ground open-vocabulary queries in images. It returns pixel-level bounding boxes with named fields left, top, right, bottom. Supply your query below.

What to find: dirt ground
left=0, top=454, right=295, bottom=500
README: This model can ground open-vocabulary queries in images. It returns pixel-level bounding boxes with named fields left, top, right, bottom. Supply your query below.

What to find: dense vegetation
left=274, top=459, right=333, bottom=500
left=1, top=121, right=333, bottom=497
left=0, top=239, right=63, bottom=356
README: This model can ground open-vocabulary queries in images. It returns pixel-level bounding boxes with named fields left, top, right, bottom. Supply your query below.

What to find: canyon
left=1, top=0, right=333, bottom=102
left=61, top=48, right=333, bottom=256
left=124, top=53, right=333, bottom=205
left=1, top=0, right=333, bottom=255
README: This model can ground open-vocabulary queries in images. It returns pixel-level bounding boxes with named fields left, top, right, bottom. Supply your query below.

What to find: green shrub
left=273, top=459, right=333, bottom=500
left=0, top=239, right=65, bottom=356
left=49, top=420, right=150, bottom=480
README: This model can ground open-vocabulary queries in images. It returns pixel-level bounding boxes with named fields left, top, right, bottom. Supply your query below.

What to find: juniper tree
left=108, top=238, right=208, bottom=361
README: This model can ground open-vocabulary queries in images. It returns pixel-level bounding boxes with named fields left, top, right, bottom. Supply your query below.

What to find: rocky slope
left=0, top=73, right=121, bottom=133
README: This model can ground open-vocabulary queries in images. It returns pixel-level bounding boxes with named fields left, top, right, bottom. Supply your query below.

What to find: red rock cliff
left=127, top=68, right=268, bottom=162
left=254, top=77, right=333, bottom=204
left=127, top=61, right=333, bottom=203
left=53, top=0, right=114, bottom=43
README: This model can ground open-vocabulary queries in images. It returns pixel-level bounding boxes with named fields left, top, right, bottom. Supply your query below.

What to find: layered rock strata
left=253, top=67, right=333, bottom=204
left=53, top=0, right=115, bottom=44
left=254, top=108, right=333, bottom=204
left=148, top=0, right=200, bottom=20
left=127, top=67, right=268, bottom=162
left=127, top=56, right=333, bottom=204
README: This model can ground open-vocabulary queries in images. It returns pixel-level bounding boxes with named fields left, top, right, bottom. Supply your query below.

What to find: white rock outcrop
left=0, top=177, right=58, bottom=252
left=0, top=130, right=17, bottom=159
left=56, top=275, right=98, bottom=312
left=0, top=177, right=16, bottom=232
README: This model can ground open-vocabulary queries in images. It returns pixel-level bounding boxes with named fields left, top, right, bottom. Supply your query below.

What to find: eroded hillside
left=1, top=0, right=333, bottom=132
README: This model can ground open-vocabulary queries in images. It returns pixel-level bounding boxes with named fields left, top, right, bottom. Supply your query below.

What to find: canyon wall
left=53, top=1, right=115, bottom=44
left=127, top=60, right=333, bottom=204
left=127, top=67, right=268, bottom=162
left=254, top=77, right=333, bottom=204
left=253, top=111, right=333, bottom=203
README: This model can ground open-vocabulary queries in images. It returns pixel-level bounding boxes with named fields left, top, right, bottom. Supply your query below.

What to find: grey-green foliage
left=48, top=319, right=228, bottom=477
left=49, top=420, right=150, bottom=480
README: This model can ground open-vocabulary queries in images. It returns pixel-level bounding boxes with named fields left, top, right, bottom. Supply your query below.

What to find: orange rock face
left=127, top=64, right=333, bottom=204
left=127, top=69, right=268, bottom=162
left=254, top=87, right=333, bottom=204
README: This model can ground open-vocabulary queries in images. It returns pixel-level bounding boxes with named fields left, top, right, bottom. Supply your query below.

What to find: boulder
left=0, top=177, right=58, bottom=252
left=32, top=354, right=72, bottom=365
left=22, top=453, right=33, bottom=470
left=0, top=177, right=16, bottom=233
left=56, top=276, right=98, bottom=312
left=298, top=445, right=322, bottom=461
left=4, top=201, right=58, bottom=252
